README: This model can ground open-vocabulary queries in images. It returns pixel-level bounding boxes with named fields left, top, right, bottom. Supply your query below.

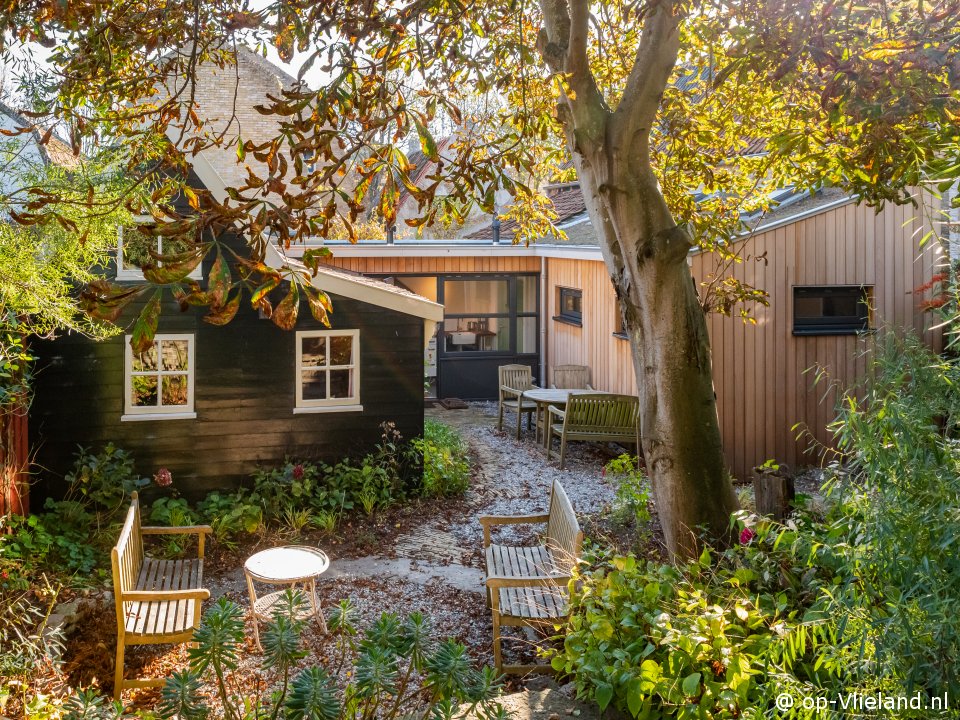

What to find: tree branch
left=615, top=0, right=683, bottom=141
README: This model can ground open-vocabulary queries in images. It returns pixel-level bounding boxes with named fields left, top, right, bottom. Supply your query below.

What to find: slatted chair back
left=112, top=493, right=145, bottom=627
left=551, top=365, right=592, bottom=390
left=565, top=394, right=639, bottom=433
left=545, top=481, right=583, bottom=573
left=498, top=364, right=533, bottom=397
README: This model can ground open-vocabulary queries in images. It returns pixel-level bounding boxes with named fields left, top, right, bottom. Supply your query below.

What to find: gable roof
left=191, top=146, right=442, bottom=322
left=265, top=244, right=444, bottom=322
left=0, top=101, right=80, bottom=168
left=466, top=182, right=587, bottom=241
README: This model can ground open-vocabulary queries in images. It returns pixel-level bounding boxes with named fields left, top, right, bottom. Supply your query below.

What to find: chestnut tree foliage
left=2, top=0, right=959, bottom=555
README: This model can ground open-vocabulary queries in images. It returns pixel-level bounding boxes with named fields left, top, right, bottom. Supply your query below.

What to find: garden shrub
left=556, top=332, right=960, bottom=718
left=603, top=454, right=650, bottom=527
left=554, top=513, right=849, bottom=720
left=413, top=418, right=471, bottom=496
left=825, top=332, right=960, bottom=697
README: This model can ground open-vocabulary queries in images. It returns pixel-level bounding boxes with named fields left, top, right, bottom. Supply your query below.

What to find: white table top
left=244, top=546, right=330, bottom=583
left=522, top=389, right=604, bottom=404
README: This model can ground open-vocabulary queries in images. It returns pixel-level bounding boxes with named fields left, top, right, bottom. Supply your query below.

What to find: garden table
left=244, top=545, right=329, bottom=649
left=521, top=388, right=604, bottom=446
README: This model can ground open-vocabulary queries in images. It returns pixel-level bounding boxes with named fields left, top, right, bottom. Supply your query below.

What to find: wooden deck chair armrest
left=122, top=588, right=211, bottom=602
left=499, top=385, right=523, bottom=398
left=479, top=513, right=550, bottom=527
left=485, top=574, right=572, bottom=588
left=546, top=405, right=566, bottom=420
left=141, top=525, right=213, bottom=535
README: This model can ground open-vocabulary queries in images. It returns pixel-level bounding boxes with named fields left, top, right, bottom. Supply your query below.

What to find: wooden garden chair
left=497, top=364, right=538, bottom=440
left=480, top=479, right=583, bottom=673
left=550, top=364, right=594, bottom=390
left=546, top=394, right=640, bottom=468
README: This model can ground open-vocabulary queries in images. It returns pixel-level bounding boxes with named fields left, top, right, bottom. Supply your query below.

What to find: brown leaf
left=271, top=283, right=300, bottom=330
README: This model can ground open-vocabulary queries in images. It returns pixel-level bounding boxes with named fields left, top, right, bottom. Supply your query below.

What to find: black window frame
left=792, top=285, right=871, bottom=336
left=555, top=287, right=583, bottom=326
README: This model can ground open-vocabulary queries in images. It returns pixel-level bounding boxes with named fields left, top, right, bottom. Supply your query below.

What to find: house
left=27, top=57, right=443, bottom=499
left=28, top=168, right=442, bottom=497
left=311, top=181, right=946, bottom=479
left=25, top=49, right=949, bottom=493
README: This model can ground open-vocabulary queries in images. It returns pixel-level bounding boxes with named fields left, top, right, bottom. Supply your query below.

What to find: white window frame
left=294, top=329, right=363, bottom=413
left=116, top=216, right=203, bottom=281
left=122, top=333, right=197, bottom=421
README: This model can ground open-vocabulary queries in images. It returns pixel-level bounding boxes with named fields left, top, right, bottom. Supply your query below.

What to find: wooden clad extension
left=545, top=197, right=944, bottom=479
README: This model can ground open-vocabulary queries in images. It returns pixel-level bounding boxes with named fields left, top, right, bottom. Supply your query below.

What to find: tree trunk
left=538, top=0, right=738, bottom=558
left=576, top=158, right=740, bottom=558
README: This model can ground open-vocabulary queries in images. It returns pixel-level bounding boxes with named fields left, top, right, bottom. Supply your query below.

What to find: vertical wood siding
left=546, top=199, right=944, bottom=479
left=322, top=255, right=541, bottom=275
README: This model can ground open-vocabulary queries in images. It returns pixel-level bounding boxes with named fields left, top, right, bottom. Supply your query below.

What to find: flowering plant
left=154, top=468, right=173, bottom=487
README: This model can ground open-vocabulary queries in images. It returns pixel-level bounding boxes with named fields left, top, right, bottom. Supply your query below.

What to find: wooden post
left=752, top=465, right=795, bottom=520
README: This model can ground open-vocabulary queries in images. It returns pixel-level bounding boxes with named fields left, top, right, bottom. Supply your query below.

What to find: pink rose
left=154, top=468, right=173, bottom=487
left=292, top=464, right=305, bottom=480
left=739, top=528, right=756, bottom=545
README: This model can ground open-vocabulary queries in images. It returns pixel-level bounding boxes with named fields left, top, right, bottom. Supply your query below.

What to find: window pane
left=822, top=295, right=858, bottom=317
left=444, top=279, right=509, bottom=314
left=122, top=226, right=156, bottom=269
left=518, top=317, right=537, bottom=354
left=161, top=376, right=189, bottom=406
left=301, top=337, right=327, bottom=368
left=132, top=376, right=158, bottom=407
left=132, top=344, right=158, bottom=372
left=159, top=340, right=189, bottom=371
left=443, top=317, right=504, bottom=352
left=561, top=290, right=582, bottom=316
left=794, top=296, right=823, bottom=318
left=302, top=371, right=327, bottom=400
left=330, top=335, right=353, bottom=366
left=329, top=369, right=353, bottom=398
left=518, top=276, right=538, bottom=313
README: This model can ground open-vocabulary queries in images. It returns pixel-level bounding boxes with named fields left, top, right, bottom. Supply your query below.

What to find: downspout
left=540, top=255, right=547, bottom=387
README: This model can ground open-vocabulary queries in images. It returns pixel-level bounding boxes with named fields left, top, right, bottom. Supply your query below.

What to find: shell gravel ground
left=61, top=402, right=630, bottom=709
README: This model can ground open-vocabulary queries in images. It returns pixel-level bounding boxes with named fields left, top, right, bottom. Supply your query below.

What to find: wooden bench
left=546, top=393, right=640, bottom=469
left=480, top=479, right=583, bottom=673
left=111, top=491, right=212, bottom=699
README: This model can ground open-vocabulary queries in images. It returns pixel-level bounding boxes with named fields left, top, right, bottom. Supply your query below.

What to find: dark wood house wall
left=30, top=277, right=426, bottom=501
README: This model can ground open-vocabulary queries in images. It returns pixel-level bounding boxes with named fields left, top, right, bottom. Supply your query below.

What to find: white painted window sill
left=121, top=411, right=197, bottom=422
left=293, top=404, right=364, bottom=415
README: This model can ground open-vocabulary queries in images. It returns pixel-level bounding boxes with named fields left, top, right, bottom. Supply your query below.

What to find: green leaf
left=626, top=678, right=644, bottom=717
left=250, top=277, right=280, bottom=306
left=681, top=672, right=701, bottom=697
left=130, top=290, right=162, bottom=354
left=594, top=682, right=614, bottom=711
left=208, top=251, right=232, bottom=307
left=413, top=114, right=438, bottom=161
left=698, top=547, right=711, bottom=567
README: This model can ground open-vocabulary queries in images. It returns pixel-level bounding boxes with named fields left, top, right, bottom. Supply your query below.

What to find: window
left=123, top=334, right=196, bottom=420
left=793, top=286, right=871, bottom=335
left=555, top=287, right=583, bottom=325
left=117, top=218, right=203, bottom=281
left=296, top=330, right=362, bottom=412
